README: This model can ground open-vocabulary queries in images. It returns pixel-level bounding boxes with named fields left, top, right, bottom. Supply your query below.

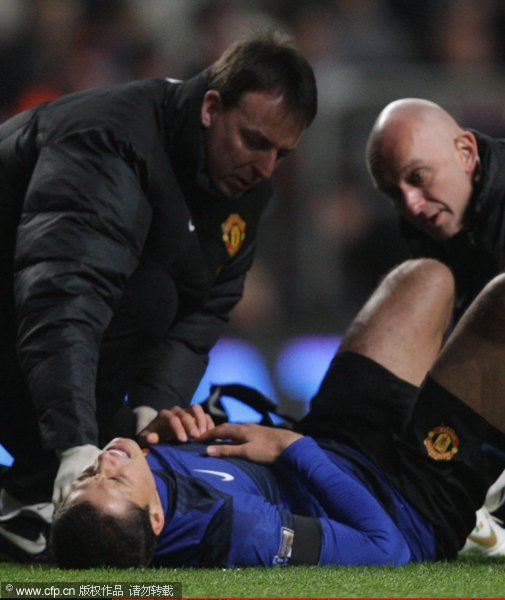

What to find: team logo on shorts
left=424, top=425, right=459, bottom=460
left=222, top=213, right=246, bottom=257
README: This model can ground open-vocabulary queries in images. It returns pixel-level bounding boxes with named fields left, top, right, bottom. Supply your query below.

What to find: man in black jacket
left=365, top=98, right=505, bottom=555
left=366, top=98, right=504, bottom=320
left=0, top=32, right=317, bottom=560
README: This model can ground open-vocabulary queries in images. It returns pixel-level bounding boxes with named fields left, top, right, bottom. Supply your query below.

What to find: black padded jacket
left=0, top=74, right=271, bottom=450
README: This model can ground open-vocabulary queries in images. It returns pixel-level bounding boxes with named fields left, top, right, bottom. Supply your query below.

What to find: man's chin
left=413, top=215, right=462, bottom=242
left=218, top=183, right=247, bottom=200
left=425, top=224, right=462, bottom=242
left=210, top=175, right=252, bottom=199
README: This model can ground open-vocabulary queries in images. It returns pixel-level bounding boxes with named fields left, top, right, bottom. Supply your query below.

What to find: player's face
left=371, top=124, right=476, bottom=241
left=201, top=89, right=305, bottom=199
left=64, top=438, right=163, bottom=532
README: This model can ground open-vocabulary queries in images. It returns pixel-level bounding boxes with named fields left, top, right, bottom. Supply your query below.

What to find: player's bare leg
left=339, top=258, right=455, bottom=386
left=430, top=273, right=505, bottom=433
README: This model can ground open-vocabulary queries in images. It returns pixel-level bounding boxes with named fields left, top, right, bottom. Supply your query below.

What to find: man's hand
left=200, top=423, right=302, bottom=463
left=137, top=404, right=215, bottom=447
left=53, top=444, right=101, bottom=508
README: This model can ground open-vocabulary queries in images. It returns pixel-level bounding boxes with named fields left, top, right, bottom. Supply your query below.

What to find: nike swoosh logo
left=0, top=527, right=46, bottom=555
left=193, top=469, right=234, bottom=482
left=468, top=529, right=498, bottom=549
left=188, top=220, right=195, bottom=232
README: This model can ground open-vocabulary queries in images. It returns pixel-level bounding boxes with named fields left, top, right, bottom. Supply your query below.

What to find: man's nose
left=403, top=187, right=425, bottom=216
left=96, top=452, right=119, bottom=475
left=254, top=150, right=277, bottom=180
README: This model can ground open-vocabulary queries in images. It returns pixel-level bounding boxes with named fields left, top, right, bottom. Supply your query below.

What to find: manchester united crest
left=221, top=213, right=246, bottom=257
left=424, top=425, right=459, bottom=460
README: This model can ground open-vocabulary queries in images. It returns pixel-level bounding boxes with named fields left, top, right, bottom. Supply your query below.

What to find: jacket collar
left=164, top=72, right=220, bottom=196
left=465, top=129, right=504, bottom=230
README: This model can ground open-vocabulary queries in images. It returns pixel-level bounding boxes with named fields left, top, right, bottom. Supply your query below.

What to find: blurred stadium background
left=1, top=0, right=505, bottom=464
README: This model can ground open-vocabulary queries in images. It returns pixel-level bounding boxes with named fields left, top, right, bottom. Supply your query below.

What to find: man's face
left=370, top=121, right=476, bottom=241
left=63, top=438, right=163, bottom=532
left=201, top=89, right=305, bottom=199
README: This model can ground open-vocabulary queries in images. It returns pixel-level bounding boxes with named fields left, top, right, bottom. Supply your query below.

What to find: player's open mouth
left=106, top=446, right=130, bottom=458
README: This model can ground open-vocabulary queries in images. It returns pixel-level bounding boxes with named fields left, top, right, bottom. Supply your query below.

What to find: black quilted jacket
left=0, top=74, right=271, bottom=450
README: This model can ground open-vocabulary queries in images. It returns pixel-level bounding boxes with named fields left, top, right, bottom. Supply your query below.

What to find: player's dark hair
left=206, top=31, right=317, bottom=127
left=50, top=500, right=156, bottom=568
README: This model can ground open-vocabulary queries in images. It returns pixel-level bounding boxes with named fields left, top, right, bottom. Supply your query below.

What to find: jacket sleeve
left=277, top=437, right=412, bottom=566
left=14, top=131, right=152, bottom=450
left=127, top=244, right=255, bottom=410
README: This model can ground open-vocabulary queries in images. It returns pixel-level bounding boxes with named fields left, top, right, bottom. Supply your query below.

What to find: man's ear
left=201, top=90, right=222, bottom=128
left=455, top=130, right=479, bottom=175
left=149, top=505, right=165, bottom=536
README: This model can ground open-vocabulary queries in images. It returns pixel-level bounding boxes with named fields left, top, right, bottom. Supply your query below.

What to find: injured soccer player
left=51, top=258, right=505, bottom=568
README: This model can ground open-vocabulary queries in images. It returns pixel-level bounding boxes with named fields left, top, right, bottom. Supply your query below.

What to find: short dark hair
left=50, top=500, right=157, bottom=568
left=206, top=31, right=318, bottom=127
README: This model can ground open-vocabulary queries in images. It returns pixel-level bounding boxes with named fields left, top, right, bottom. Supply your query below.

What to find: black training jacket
left=401, top=130, right=505, bottom=320
left=0, top=74, right=271, bottom=450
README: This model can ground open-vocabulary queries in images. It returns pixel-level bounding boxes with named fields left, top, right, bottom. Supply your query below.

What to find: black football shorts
left=297, top=351, right=505, bottom=558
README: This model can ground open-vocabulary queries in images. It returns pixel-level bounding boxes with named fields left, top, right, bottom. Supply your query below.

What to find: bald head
left=365, top=98, right=479, bottom=241
left=366, top=98, right=464, bottom=178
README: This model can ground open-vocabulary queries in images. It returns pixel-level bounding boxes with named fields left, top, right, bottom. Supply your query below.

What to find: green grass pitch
left=0, top=553, right=503, bottom=598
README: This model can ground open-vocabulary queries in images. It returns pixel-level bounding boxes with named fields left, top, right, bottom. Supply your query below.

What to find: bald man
left=366, top=98, right=505, bottom=556
left=366, top=98, right=501, bottom=318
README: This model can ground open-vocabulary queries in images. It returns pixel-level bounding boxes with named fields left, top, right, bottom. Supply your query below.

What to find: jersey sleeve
left=225, top=492, right=299, bottom=567
left=277, top=437, right=412, bottom=566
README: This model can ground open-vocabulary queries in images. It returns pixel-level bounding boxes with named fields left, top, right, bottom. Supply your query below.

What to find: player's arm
left=278, top=436, right=412, bottom=565
left=202, top=425, right=411, bottom=566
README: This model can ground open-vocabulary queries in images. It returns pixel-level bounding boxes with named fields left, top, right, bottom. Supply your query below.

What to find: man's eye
left=243, top=131, right=268, bottom=151
left=109, top=476, right=129, bottom=485
left=244, top=135, right=260, bottom=149
left=409, top=170, right=425, bottom=185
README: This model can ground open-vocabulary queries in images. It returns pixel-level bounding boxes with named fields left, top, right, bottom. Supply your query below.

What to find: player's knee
left=389, top=258, right=455, bottom=300
left=419, top=258, right=454, bottom=296
left=481, top=272, right=505, bottom=308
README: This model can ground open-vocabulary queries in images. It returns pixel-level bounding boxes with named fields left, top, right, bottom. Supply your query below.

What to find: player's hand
left=137, top=404, right=215, bottom=447
left=53, top=444, right=101, bottom=508
left=200, top=423, right=302, bottom=463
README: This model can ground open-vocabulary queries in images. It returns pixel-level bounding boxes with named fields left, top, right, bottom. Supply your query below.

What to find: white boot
left=484, top=469, right=505, bottom=513
left=460, top=507, right=505, bottom=556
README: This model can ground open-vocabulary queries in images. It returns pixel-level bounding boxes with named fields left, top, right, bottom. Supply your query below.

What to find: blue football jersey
left=147, top=436, right=435, bottom=567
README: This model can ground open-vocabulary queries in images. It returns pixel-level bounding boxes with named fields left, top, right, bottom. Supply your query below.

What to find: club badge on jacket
left=221, top=213, right=246, bottom=257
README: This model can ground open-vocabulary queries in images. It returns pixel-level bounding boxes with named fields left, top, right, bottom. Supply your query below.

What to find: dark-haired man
left=366, top=98, right=505, bottom=553
left=52, top=258, right=505, bottom=568
left=0, top=32, right=317, bottom=561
